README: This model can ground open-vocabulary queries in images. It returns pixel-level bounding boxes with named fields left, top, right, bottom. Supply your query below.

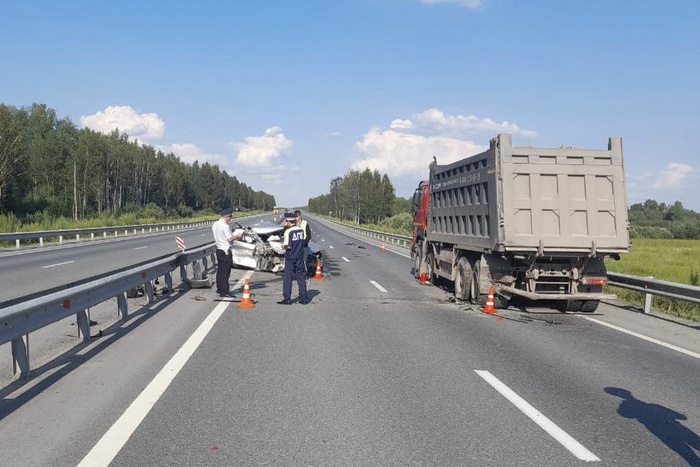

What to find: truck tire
left=561, top=300, right=583, bottom=312
left=413, top=249, right=422, bottom=279
left=561, top=300, right=599, bottom=312
left=580, top=300, right=600, bottom=312
left=425, top=251, right=435, bottom=284
left=454, top=257, right=472, bottom=301
left=470, top=260, right=480, bottom=304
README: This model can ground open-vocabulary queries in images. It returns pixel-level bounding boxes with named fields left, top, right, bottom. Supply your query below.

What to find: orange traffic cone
left=381, top=242, right=385, bottom=252
left=313, top=258, right=324, bottom=280
left=417, top=261, right=428, bottom=284
left=482, top=285, right=496, bottom=314
left=237, top=278, right=255, bottom=308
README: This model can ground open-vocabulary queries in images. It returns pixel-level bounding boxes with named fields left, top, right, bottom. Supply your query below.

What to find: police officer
left=278, top=212, right=309, bottom=305
left=294, top=209, right=311, bottom=274
left=212, top=208, right=244, bottom=298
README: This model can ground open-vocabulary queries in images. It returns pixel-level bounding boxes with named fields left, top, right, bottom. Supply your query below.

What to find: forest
left=0, top=103, right=275, bottom=226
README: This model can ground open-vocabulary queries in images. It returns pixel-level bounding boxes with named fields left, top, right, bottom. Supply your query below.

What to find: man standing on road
left=212, top=208, right=244, bottom=298
left=278, top=212, right=309, bottom=305
left=294, top=209, right=311, bottom=274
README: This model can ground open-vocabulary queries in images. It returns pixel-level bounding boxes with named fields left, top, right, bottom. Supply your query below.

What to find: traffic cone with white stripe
left=482, top=285, right=496, bottom=314
left=238, top=278, right=255, bottom=308
left=313, top=258, right=324, bottom=280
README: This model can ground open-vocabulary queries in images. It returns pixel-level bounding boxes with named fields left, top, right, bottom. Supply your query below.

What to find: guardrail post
left=40, top=237, right=44, bottom=247
left=144, top=280, right=155, bottom=303
left=186, top=260, right=212, bottom=288
left=11, top=335, right=30, bottom=379
left=76, top=309, right=91, bottom=343
left=117, top=293, right=128, bottom=319
left=15, top=239, right=20, bottom=249
left=180, top=264, right=188, bottom=284
left=165, top=272, right=173, bottom=293
left=644, top=276, right=654, bottom=314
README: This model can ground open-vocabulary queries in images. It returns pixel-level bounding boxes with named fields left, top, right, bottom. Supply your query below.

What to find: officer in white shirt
left=212, top=208, right=244, bottom=297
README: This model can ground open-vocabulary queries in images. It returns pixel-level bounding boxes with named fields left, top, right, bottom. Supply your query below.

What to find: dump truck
left=411, top=134, right=629, bottom=312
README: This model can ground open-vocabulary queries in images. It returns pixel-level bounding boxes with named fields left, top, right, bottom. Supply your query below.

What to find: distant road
left=0, top=215, right=267, bottom=305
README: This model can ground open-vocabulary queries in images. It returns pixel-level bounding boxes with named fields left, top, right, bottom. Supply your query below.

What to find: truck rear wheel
left=561, top=300, right=599, bottom=312
left=413, top=249, right=421, bottom=279
left=470, top=260, right=480, bottom=304
left=454, top=257, right=472, bottom=301
left=561, top=300, right=583, bottom=312
left=580, top=300, right=600, bottom=312
left=425, top=251, right=435, bottom=284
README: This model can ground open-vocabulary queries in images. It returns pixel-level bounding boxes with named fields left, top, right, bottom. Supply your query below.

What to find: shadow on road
left=605, top=387, right=700, bottom=466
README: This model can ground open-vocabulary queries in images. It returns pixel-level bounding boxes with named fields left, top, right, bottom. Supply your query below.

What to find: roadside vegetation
left=605, top=238, right=700, bottom=322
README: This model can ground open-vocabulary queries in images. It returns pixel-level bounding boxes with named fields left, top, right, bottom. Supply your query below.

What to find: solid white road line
left=370, top=280, right=388, bottom=293
left=581, top=316, right=700, bottom=360
left=133, top=246, right=148, bottom=250
left=77, top=300, right=232, bottom=466
left=342, top=257, right=350, bottom=262
left=42, top=261, right=75, bottom=269
left=475, top=370, right=600, bottom=462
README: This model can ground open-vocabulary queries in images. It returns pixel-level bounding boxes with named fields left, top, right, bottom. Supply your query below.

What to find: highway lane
left=0, top=215, right=264, bottom=305
left=1, top=219, right=699, bottom=466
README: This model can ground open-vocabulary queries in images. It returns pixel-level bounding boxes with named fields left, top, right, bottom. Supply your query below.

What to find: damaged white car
left=229, top=220, right=322, bottom=275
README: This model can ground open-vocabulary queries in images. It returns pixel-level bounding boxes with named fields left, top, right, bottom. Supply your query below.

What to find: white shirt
left=212, top=218, right=243, bottom=251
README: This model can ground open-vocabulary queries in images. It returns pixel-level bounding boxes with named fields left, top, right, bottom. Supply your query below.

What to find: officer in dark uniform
left=278, top=212, right=310, bottom=305
left=294, top=209, right=311, bottom=274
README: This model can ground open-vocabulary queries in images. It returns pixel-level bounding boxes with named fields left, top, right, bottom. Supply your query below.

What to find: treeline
left=307, top=169, right=412, bottom=226
left=629, top=200, right=700, bottom=239
left=0, top=103, right=275, bottom=223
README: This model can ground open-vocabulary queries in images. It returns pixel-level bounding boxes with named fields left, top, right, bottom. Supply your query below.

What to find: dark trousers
left=283, top=257, right=308, bottom=301
left=216, top=249, right=233, bottom=294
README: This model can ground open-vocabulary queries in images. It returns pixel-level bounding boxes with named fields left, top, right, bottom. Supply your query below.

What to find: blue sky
left=1, top=0, right=698, bottom=211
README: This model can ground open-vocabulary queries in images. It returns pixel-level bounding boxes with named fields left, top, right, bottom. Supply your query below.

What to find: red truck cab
left=411, top=180, right=429, bottom=259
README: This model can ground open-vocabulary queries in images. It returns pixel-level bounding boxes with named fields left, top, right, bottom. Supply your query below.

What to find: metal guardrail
left=607, top=272, right=700, bottom=312
left=313, top=215, right=700, bottom=312
left=1, top=244, right=217, bottom=379
left=0, top=221, right=212, bottom=249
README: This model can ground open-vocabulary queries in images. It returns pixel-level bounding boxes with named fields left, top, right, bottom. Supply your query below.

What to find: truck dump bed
left=427, top=134, right=629, bottom=255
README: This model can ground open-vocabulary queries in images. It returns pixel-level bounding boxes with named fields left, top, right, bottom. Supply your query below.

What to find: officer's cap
left=220, top=208, right=233, bottom=216
left=283, top=212, right=296, bottom=222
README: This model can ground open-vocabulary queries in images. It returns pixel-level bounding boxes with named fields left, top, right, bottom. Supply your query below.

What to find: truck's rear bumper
left=500, top=286, right=616, bottom=301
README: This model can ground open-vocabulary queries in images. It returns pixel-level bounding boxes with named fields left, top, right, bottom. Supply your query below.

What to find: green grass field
left=605, top=238, right=700, bottom=321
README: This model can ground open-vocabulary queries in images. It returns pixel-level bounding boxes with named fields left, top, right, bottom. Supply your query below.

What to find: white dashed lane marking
left=42, top=261, right=75, bottom=269
left=475, top=370, right=600, bottom=462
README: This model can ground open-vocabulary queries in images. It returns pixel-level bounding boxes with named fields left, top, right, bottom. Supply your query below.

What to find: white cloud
left=353, top=128, right=486, bottom=176
left=653, top=162, right=695, bottom=190
left=157, top=142, right=229, bottom=167
left=351, top=108, right=534, bottom=179
left=230, top=126, right=293, bottom=169
left=411, top=108, right=537, bottom=138
left=80, top=106, right=165, bottom=142
left=420, top=0, right=481, bottom=9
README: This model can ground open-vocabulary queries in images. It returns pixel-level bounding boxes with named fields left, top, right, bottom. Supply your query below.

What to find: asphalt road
left=1, top=216, right=699, bottom=466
